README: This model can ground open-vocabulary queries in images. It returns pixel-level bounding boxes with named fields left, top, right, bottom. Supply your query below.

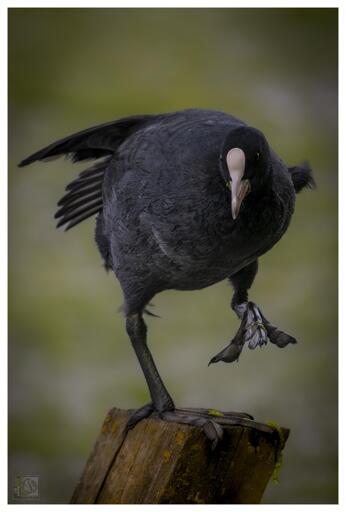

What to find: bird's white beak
left=226, top=148, right=251, bottom=220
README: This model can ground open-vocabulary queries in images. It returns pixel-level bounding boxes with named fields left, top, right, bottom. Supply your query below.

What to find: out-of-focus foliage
left=8, top=8, right=337, bottom=504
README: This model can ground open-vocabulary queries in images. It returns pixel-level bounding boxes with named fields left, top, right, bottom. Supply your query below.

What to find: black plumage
left=19, top=108, right=314, bottom=445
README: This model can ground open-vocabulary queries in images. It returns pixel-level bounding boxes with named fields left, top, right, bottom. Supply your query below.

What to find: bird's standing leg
left=125, top=313, right=174, bottom=429
left=209, top=260, right=297, bottom=365
left=125, top=312, right=270, bottom=448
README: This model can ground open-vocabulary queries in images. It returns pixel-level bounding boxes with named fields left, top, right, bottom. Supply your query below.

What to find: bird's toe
left=244, top=302, right=269, bottom=349
left=267, top=326, right=297, bottom=347
left=158, top=407, right=274, bottom=449
left=125, top=402, right=155, bottom=432
left=203, top=420, right=224, bottom=450
left=208, top=310, right=248, bottom=365
left=256, top=307, right=298, bottom=347
left=245, top=321, right=268, bottom=349
left=159, top=408, right=224, bottom=450
left=208, top=341, right=244, bottom=365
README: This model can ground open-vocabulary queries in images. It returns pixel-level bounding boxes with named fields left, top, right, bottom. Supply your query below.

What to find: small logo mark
left=13, top=476, right=39, bottom=499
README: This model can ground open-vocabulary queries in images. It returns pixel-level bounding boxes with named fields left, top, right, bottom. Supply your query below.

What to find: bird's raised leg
left=125, top=312, right=268, bottom=448
left=209, top=260, right=297, bottom=365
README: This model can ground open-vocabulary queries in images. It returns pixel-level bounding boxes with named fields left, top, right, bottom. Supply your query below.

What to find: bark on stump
left=71, top=407, right=289, bottom=504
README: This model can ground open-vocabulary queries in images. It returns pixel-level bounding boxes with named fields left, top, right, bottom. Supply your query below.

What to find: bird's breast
left=139, top=178, right=294, bottom=290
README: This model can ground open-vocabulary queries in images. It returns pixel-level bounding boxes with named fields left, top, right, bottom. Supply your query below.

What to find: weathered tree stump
left=71, top=407, right=289, bottom=504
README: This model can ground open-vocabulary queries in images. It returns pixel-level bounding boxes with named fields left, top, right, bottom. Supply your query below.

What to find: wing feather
left=19, top=114, right=157, bottom=229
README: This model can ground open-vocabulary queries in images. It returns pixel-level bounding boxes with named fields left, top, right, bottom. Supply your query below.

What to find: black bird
left=19, top=108, right=314, bottom=445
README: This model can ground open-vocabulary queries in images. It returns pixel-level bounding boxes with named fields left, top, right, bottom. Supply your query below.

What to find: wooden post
left=71, top=407, right=289, bottom=504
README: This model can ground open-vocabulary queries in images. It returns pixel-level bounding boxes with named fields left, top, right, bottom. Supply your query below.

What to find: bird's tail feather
left=288, top=161, right=316, bottom=193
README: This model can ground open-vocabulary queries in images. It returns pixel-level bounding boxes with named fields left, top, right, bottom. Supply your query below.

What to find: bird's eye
left=255, top=152, right=260, bottom=161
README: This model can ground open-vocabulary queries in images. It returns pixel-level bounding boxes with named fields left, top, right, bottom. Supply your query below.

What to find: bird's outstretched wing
left=18, top=115, right=156, bottom=230
left=288, top=162, right=316, bottom=193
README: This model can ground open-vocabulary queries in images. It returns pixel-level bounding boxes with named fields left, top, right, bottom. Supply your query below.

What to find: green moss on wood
left=266, top=421, right=287, bottom=484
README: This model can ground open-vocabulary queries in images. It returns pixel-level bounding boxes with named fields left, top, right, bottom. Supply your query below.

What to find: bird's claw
left=209, top=301, right=296, bottom=365
left=208, top=342, right=243, bottom=365
left=159, top=407, right=262, bottom=450
left=125, top=404, right=266, bottom=450
left=262, top=314, right=297, bottom=347
left=203, top=420, right=224, bottom=450
left=208, top=310, right=248, bottom=365
left=156, top=409, right=222, bottom=450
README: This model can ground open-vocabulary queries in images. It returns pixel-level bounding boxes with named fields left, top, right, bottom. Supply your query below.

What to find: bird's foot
left=125, top=403, right=272, bottom=449
left=209, top=301, right=297, bottom=365
left=159, top=407, right=273, bottom=450
left=236, top=301, right=297, bottom=348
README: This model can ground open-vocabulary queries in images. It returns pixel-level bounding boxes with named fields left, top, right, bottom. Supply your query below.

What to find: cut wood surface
left=71, top=407, right=289, bottom=504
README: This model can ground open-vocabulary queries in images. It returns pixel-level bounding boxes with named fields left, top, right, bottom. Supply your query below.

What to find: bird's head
left=220, top=126, right=271, bottom=220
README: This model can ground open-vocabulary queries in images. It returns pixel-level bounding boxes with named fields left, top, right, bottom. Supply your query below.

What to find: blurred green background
left=8, top=8, right=337, bottom=504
